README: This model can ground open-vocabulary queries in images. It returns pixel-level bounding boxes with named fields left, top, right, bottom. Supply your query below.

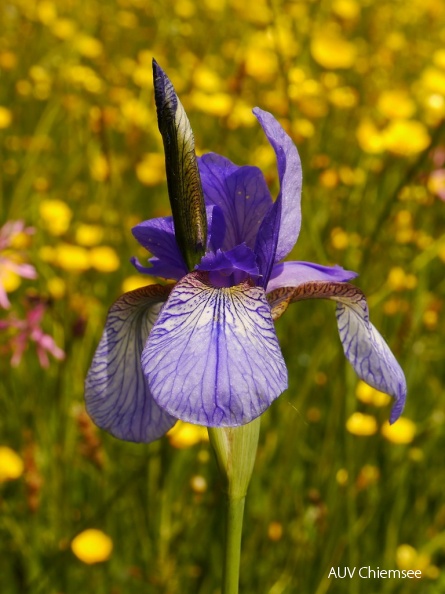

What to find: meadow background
left=1, top=0, right=445, bottom=592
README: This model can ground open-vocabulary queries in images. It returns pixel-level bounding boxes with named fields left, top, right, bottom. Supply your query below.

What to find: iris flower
left=85, top=62, right=406, bottom=443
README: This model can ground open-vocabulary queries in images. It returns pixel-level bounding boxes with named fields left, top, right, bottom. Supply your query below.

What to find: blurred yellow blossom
left=336, top=468, right=349, bottom=486
left=346, top=412, right=378, bottom=436
left=37, top=1, right=57, bottom=25
left=0, top=51, right=17, bottom=70
left=39, top=199, right=73, bottom=236
left=136, top=153, right=165, bottom=186
left=356, top=381, right=391, bottom=407
left=74, top=35, right=103, bottom=59
left=193, top=65, right=222, bottom=92
left=320, top=170, right=339, bottom=189
left=387, top=267, right=417, bottom=291
left=90, top=247, right=120, bottom=273
left=1, top=269, right=21, bottom=293
left=396, top=544, right=430, bottom=573
left=331, top=227, right=349, bottom=250
left=245, top=47, right=278, bottom=82
left=356, top=119, right=385, bottom=154
left=190, top=91, right=233, bottom=117
left=381, top=419, right=416, bottom=444
left=0, top=447, right=24, bottom=482
left=357, top=464, right=380, bottom=489
left=75, top=225, right=104, bottom=247
left=190, top=475, right=207, bottom=494
left=54, top=244, right=90, bottom=272
left=51, top=18, right=77, bottom=39
left=47, top=277, right=66, bottom=299
left=329, top=86, right=358, bottom=109
left=377, top=90, right=416, bottom=119
left=122, top=275, right=155, bottom=293
left=71, top=529, right=113, bottom=564
left=267, top=521, right=283, bottom=541
left=167, top=421, right=209, bottom=449
left=332, top=0, right=360, bottom=19
left=421, top=67, right=445, bottom=95
left=427, top=169, right=445, bottom=199
left=291, top=118, right=315, bottom=139
left=121, top=98, right=151, bottom=128
left=383, top=120, right=430, bottom=156
left=0, top=106, right=12, bottom=129
left=89, top=153, right=110, bottom=182
left=311, top=30, right=357, bottom=70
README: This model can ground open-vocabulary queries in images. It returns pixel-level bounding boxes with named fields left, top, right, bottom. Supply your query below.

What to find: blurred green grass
left=1, top=0, right=445, bottom=592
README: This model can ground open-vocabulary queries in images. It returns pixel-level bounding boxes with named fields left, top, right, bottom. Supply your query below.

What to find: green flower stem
left=222, top=495, right=246, bottom=594
left=208, top=418, right=261, bottom=594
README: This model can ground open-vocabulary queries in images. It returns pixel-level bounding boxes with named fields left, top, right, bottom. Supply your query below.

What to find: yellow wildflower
left=74, top=35, right=103, bottom=59
left=167, top=421, right=209, bottom=449
left=396, top=544, right=430, bottom=573
left=47, top=277, right=66, bottom=299
left=136, top=153, right=165, bottom=186
left=122, top=275, right=155, bottom=293
left=311, top=31, right=357, bottom=69
left=331, top=227, right=349, bottom=249
left=54, top=244, right=90, bottom=272
left=89, top=153, right=109, bottom=182
left=190, top=475, right=207, bottom=494
left=381, top=419, right=416, bottom=444
left=75, top=224, right=104, bottom=247
left=320, top=169, right=339, bottom=189
left=332, top=0, right=360, bottom=19
left=37, top=1, right=57, bottom=25
left=357, top=464, right=380, bottom=489
left=329, top=86, right=358, bottom=108
left=377, top=90, right=415, bottom=120
left=0, top=446, right=24, bottom=482
left=0, top=106, right=12, bottom=129
left=346, top=412, right=378, bottom=436
left=190, top=91, right=233, bottom=117
left=267, top=521, right=283, bottom=541
left=356, top=381, right=391, bottom=407
left=193, top=65, right=222, bottom=92
left=89, top=247, right=120, bottom=273
left=245, top=46, right=278, bottom=82
left=39, top=199, right=73, bottom=236
left=421, top=67, right=445, bottom=95
left=383, top=120, right=430, bottom=156
left=336, top=468, right=348, bottom=486
left=356, top=118, right=385, bottom=154
left=71, top=529, right=113, bottom=564
left=51, top=18, right=77, bottom=39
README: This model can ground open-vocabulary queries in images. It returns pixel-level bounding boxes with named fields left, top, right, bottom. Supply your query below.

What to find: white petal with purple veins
left=142, top=272, right=288, bottom=427
left=85, top=285, right=176, bottom=443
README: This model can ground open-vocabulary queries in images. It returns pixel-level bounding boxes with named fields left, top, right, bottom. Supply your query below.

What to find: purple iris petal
left=142, top=272, right=288, bottom=427
left=85, top=285, right=177, bottom=442
left=207, top=204, right=226, bottom=252
left=198, top=153, right=273, bottom=251
left=335, top=291, right=406, bottom=424
left=253, top=108, right=303, bottom=266
left=267, top=261, right=358, bottom=292
left=132, top=217, right=188, bottom=280
left=197, top=243, right=259, bottom=287
left=268, top=280, right=406, bottom=423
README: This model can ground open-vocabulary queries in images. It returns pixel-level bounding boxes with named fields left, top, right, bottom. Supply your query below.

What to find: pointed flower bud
left=152, top=59, right=207, bottom=271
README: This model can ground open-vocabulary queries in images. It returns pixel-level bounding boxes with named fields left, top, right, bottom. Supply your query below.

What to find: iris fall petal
left=85, top=285, right=177, bottom=442
left=142, top=272, right=288, bottom=427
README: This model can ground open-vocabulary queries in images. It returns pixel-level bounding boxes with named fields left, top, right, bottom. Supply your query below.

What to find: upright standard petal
left=153, top=60, right=207, bottom=270
left=267, top=281, right=406, bottom=422
left=85, top=284, right=177, bottom=443
left=132, top=217, right=188, bottom=280
left=142, top=272, right=288, bottom=427
left=253, top=108, right=303, bottom=263
left=198, top=153, right=273, bottom=250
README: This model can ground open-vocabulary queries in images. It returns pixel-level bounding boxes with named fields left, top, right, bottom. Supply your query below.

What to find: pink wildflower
left=0, top=302, right=65, bottom=368
left=0, top=220, right=37, bottom=309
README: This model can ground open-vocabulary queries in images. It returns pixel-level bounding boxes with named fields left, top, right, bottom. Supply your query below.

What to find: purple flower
left=85, top=63, right=406, bottom=443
